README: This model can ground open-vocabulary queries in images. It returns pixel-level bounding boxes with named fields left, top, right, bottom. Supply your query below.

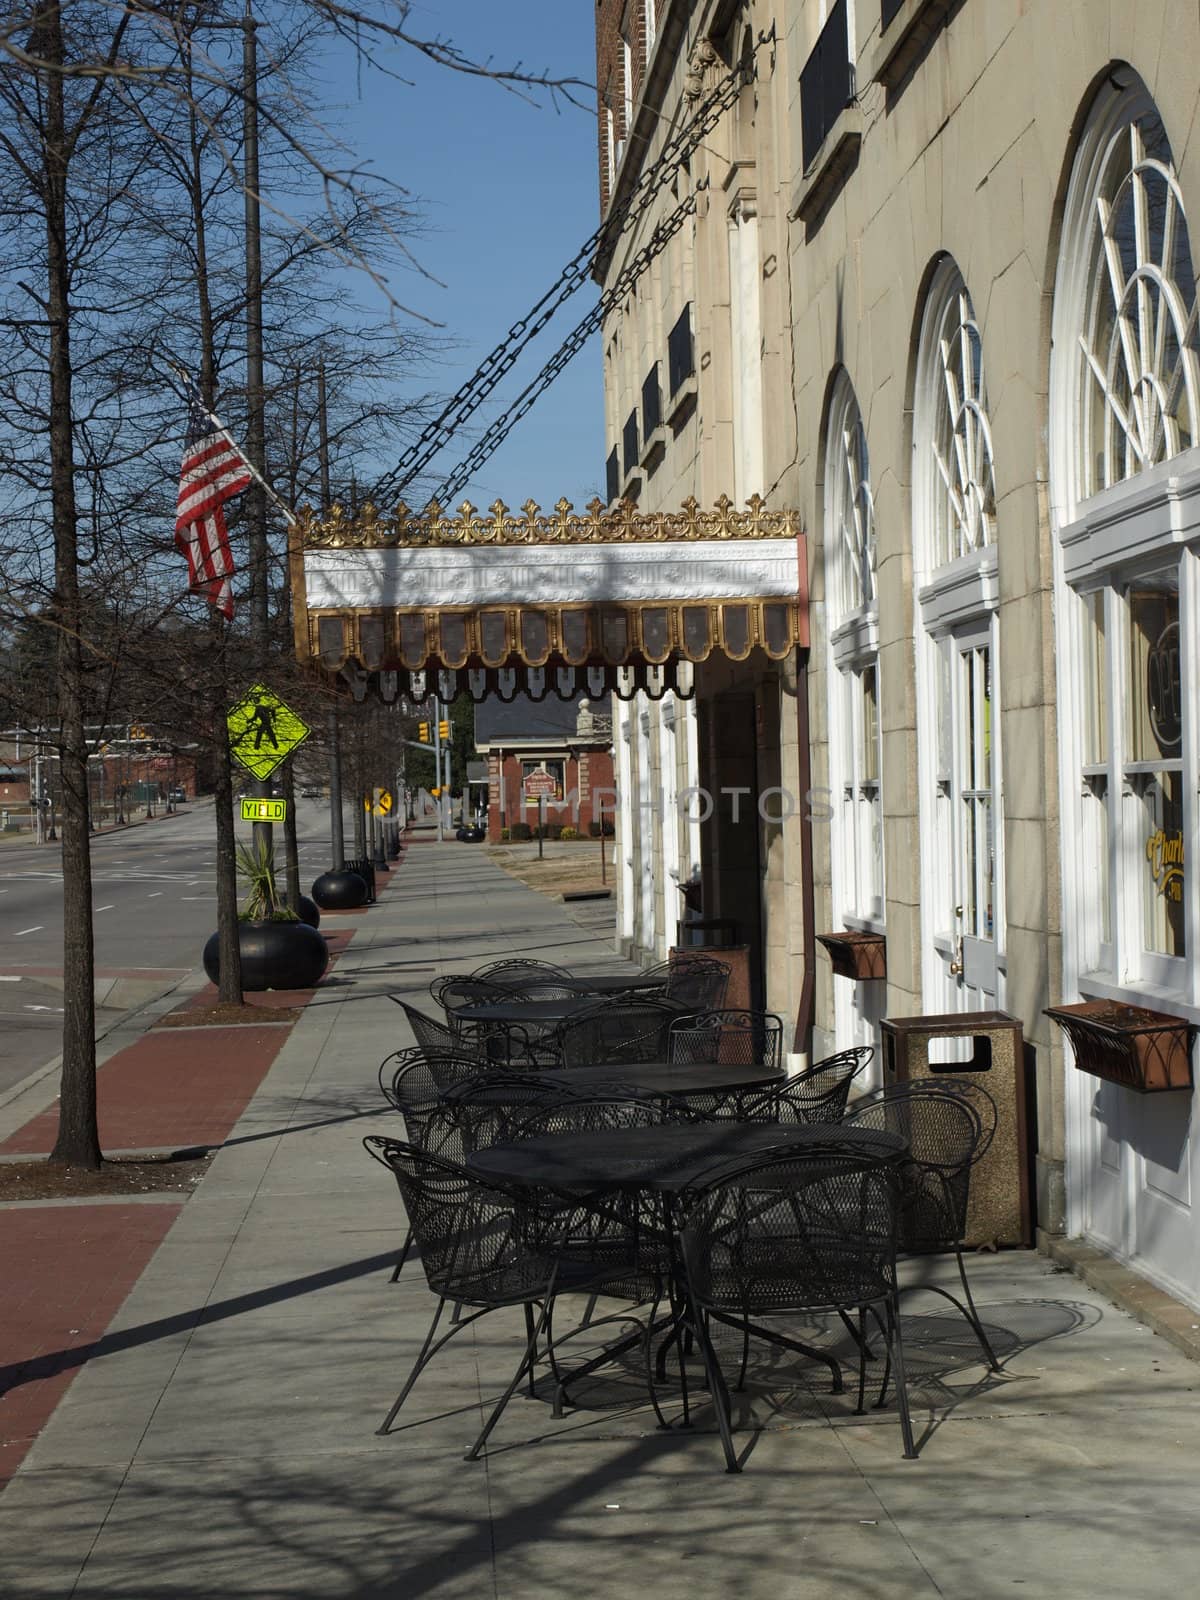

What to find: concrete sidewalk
left=3, top=845, right=1199, bottom=1597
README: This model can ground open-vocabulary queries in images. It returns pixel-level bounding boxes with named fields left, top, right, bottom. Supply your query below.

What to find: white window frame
left=912, top=259, right=1005, bottom=1012
left=1052, top=75, right=1200, bottom=1023
left=824, top=370, right=883, bottom=932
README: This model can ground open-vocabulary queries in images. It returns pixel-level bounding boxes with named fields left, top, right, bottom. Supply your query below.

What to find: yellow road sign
left=363, top=787, right=393, bottom=818
left=240, top=798, right=287, bottom=823
left=227, top=684, right=310, bottom=780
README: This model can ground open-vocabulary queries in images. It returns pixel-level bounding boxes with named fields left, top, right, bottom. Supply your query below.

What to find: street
left=0, top=798, right=341, bottom=1097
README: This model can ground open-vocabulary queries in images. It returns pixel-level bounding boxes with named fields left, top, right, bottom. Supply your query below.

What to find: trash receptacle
left=881, top=1010, right=1032, bottom=1247
left=342, top=857, right=376, bottom=904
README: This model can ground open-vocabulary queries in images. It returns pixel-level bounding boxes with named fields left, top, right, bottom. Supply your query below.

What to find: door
left=925, top=622, right=1004, bottom=1025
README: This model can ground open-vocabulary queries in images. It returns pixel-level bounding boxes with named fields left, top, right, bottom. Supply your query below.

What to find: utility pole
left=438, top=697, right=448, bottom=844
left=242, top=0, right=273, bottom=870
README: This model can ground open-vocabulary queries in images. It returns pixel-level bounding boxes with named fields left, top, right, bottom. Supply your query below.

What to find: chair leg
left=465, top=1296, right=553, bottom=1461
left=855, top=1309, right=868, bottom=1416
left=389, top=1226, right=413, bottom=1283
left=881, top=1298, right=918, bottom=1460
left=523, top=1303, right=539, bottom=1397
left=689, top=1299, right=739, bottom=1473
left=953, top=1244, right=1002, bottom=1371
left=377, top=1297, right=446, bottom=1434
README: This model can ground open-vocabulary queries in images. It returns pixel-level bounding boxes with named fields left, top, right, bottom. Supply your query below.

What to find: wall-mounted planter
left=1045, top=1000, right=1194, bottom=1094
left=817, top=931, right=887, bottom=981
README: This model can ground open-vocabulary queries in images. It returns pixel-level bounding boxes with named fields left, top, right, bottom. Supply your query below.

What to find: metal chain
left=368, top=37, right=766, bottom=506
left=431, top=185, right=704, bottom=506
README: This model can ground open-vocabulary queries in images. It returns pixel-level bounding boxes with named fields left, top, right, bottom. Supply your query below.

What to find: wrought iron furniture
left=391, top=997, right=472, bottom=1061
left=554, top=999, right=686, bottom=1070
left=363, top=1138, right=624, bottom=1459
left=376, top=1051, right=470, bottom=1283
left=668, top=1010, right=785, bottom=1072
left=840, top=1079, right=1001, bottom=1369
left=742, top=1046, right=873, bottom=1125
left=679, top=1145, right=916, bottom=1471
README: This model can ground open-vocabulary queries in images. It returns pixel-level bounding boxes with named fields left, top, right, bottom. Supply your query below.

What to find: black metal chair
left=554, top=998, right=685, bottom=1070
left=742, top=1046, right=873, bottom=1125
left=664, top=953, right=732, bottom=1010
left=679, top=1146, right=916, bottom=1470
left=839, top=1079, right=1001, bottom=1370
left=391, top=997, right=477, bottom=1062
left=375, top=1054, right=469, bottom=1283
left=444, top=1072, right=588, bottom=1153
left=363, top=1138, right=621, bottom=1458
left=668, top=1010, right=784, bottom=1071
left=472, top=959, right=590, bottom=996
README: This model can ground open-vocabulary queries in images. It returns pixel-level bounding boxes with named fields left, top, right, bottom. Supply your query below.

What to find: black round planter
left=456, top=825, right=485, bottom=843
left=202, top=920, right=329, bottom=992
left=311, top=869, right=369, bottom=910
left=297, top=895, right=321, bottom=929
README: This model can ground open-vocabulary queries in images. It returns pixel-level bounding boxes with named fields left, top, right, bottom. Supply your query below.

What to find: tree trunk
left=43, top=2, right=99, bottom=1169
left=211, top=673, right=244, bottom=1006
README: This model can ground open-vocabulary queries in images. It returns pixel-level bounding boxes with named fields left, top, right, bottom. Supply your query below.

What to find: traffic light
left=418, top=721, right=430, bottom=742
left=438, top=720, right=450, bottom=740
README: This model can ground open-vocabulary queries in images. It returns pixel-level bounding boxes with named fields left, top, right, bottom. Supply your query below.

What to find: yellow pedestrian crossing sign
left=227, top=684, right=310, bottom=780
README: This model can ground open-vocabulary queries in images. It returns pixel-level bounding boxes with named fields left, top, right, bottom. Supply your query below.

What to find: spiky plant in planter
left=203, top=838, right=327, bottom=991
left=235, top=838, right=298, bottom=923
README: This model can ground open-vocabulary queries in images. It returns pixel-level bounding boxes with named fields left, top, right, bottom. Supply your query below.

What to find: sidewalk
left=2, top=846, right=1200, bottom=1597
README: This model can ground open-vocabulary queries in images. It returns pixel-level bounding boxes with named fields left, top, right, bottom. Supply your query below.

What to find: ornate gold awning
left=291, top=494, right=808, bottom=702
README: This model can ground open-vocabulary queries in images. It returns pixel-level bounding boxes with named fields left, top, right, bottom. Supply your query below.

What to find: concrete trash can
left=881, top=1010, right=1032, bottom=1248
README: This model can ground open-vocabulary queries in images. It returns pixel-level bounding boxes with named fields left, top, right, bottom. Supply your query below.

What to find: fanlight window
left=1079, top=112, right=1200, bottom=496
left=828, top=379, right=876, bottom=617
left=928, top=283, right=996, bottom=567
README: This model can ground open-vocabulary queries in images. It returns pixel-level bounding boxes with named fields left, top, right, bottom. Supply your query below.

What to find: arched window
left=915, top=265, right=997, bottom=573
left=1065, top=90, right=1200, bottom=501
left=827, top=372, right=876, bottom=618
left=1052, top=75, right=1200, bottom=1002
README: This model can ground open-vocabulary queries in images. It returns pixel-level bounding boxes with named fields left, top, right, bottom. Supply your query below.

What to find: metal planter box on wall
left=816, top=931, right=887, bottom=981
left=1045, top=1001, right=1195, bottom=1094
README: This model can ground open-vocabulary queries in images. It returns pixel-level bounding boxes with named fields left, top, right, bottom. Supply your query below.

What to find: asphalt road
left=0, top=797, right=345, bottom=1098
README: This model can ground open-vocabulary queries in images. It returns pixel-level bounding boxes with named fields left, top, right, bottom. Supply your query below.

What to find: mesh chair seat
left=668, top=1010, right=784, bottom=1072
left=680, top=1147, right=916, bottom=1469
left=840, top=1080, right=1001, bottom=1369
left=392, top=998, right=480, bottom=1062
left=664, top=954, right=732, bottom=1010
left=742, top=1047, right=872, bottom=1126
left=364, top=1136, right=655, bottom=1456
left=555, top=999, right=684, bottom=1070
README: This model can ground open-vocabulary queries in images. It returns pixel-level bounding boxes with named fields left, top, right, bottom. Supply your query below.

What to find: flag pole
left=164, top=359, right=297, bottom=527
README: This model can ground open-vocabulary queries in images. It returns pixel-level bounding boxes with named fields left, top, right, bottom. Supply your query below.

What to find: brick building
left=474, top=695, right=615, bottom=843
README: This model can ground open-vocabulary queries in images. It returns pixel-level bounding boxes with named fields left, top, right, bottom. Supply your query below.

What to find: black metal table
left=471, top=1121, right=902, bottom=1193
left=458, top=996, right=598, bottom=1028
left=524, top=1062, right=782, bottom=1098
left=470, top=1122, right=905, bottom=1419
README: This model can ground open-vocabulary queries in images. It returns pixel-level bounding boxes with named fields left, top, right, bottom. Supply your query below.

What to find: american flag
left=175, top=384, right=252, bottom=621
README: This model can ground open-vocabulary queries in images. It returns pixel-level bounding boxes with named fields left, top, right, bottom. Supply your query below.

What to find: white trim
left=916, top=545, right=1000, bottom=634
left=303, top=539, right=801, bottom=611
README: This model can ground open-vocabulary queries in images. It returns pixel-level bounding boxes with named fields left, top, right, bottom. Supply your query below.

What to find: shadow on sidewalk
left=0, top=1249, right=398, bottom=1399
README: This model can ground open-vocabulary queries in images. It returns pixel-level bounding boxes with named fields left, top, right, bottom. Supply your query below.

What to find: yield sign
left=227, top=683, right=310, bottom=780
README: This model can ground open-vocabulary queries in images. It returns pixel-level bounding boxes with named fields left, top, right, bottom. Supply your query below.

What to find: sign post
left=521, top=768, right=558, bottom=859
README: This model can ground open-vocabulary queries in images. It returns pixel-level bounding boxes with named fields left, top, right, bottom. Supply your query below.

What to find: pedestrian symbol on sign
left=250, top=699, right=279, bottom=749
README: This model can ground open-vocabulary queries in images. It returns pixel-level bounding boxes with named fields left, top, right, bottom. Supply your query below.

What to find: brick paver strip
left=0, top=1025, right=291, bottom=1156
left=0, top=1202, right=183, bottom=1489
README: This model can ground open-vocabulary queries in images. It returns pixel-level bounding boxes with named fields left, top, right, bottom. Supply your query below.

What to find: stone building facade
left=595, top=0, right=1200, bottom=1307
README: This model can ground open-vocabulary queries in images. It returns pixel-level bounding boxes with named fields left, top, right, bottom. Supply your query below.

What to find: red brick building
left=474, top=695, right=615, bottom=842
left=596, top=0, right=663, bottom=213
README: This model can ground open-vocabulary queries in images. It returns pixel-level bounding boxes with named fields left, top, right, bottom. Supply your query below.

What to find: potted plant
left=203, top=839, right=329, bottom=992
left=816, top=930, right=887, bottom=981
left=1044, top=999, right=1194, bottom=1094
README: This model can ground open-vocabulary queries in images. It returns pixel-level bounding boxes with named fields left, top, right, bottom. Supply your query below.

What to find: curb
left=1038, top=1229, right=1200, bottom=1364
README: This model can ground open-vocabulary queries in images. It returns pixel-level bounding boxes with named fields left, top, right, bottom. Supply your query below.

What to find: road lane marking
left=95, top=905, right=115, bottom=912
left=0, top=975, right=20, bottom=981
left=15, top=927, right=42, bottom=936
left=147, top=892, right=163, bottom=898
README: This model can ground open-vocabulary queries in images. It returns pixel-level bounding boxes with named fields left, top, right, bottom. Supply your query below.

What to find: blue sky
left=324, top=1, right=603, bottom=513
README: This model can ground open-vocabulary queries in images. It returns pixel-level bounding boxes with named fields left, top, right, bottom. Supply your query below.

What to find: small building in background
left=474, top=695, right=614, bottom=843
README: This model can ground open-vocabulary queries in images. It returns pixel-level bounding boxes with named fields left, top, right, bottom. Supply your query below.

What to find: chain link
left=368, top=38, right=766, bottom=506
